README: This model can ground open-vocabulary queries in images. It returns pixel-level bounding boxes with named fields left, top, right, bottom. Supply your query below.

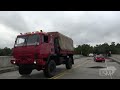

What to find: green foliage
left=74, top=44, right=94, bottom=56
left=74, top=42, right=120, bottom=56
left=81, top=44, right=93, bottom=56
left=0, top=47, right=12, bottom=56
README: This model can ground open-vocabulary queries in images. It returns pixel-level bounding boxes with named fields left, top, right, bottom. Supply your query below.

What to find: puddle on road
left=88, top=66, right=106, bottom=69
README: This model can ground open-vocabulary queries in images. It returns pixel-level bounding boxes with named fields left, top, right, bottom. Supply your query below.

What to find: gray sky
left=0, top=11, right=120, bottom=48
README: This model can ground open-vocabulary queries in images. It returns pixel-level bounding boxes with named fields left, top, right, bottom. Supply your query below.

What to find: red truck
left=11, top=30, right=74, bottom=77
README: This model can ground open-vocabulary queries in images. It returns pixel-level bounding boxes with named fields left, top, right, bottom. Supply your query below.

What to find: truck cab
left=12, top=32, right=50, bottom=62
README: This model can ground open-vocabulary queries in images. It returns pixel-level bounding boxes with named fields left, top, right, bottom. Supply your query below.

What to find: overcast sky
left=0, top=11, right=120, bottom=48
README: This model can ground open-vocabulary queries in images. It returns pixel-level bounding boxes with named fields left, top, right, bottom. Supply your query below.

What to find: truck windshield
left=15, top=34, right=40, bottom=47
left=27, top=34, right=39, bottom=45
left=15, top=36, right=27, bottom=47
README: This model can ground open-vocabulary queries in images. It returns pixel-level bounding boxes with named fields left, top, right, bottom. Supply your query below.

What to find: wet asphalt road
left=0, top=57, right=120, bottom=79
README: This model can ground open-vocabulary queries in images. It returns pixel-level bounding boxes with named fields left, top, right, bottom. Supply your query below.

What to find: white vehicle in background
left=88, top=53, right=94, bottom=57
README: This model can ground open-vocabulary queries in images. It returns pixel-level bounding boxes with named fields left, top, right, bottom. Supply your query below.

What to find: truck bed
left=48, top=32, right=74, bottom=53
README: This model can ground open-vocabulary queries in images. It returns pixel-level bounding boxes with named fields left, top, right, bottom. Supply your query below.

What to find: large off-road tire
left=66, top=57, right=72, bottom=69
left=19, top=65, right=32, bottom=75
left=43, top=60, right=56, bottom=78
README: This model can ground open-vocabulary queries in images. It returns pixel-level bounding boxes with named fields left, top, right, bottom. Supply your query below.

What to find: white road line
left=50, top=60, right=91, bottom=79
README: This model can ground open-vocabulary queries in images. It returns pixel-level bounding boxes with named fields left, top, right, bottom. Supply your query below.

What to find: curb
left=0, top=67, right=18, bottom=74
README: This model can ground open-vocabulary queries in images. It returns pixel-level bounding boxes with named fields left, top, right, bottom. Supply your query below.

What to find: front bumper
left=11, top=59, right=46, bottom=65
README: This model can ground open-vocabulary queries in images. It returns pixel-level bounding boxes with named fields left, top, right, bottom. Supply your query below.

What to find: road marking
left=50, top=60, right=91, bottom=79
left=49, top=59, right=85, bottom=79
left=49, top=59, right=87, bottom=79
left=104, top=60, right=113, bottom=79
left=52, top=72, right=66, bottom=79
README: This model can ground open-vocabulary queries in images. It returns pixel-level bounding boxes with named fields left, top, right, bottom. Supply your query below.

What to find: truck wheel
left=66, top=57, right=72, bottom=69
left=71, top=56, right=74, bottom=64
left=43, top=60, right=56, bottom=78
left=19, top=66, right=32, bottom=75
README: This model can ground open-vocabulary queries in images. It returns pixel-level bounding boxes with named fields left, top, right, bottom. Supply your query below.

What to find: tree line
left=0, top=47, right=12, bottom=56
left=74, top=42, right=120, bottom=56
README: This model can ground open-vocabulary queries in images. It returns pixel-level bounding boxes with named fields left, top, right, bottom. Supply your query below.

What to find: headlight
left=34, top=61, right=36, bottom=64
left=13, top=61, right=16, bottom=64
